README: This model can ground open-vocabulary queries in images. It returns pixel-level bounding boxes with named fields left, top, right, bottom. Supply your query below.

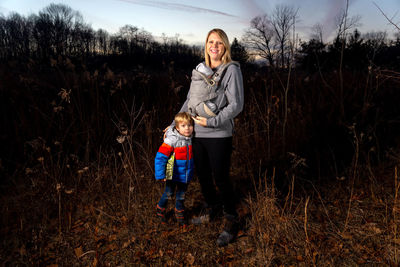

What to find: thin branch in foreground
left=373, top=2, right=400, bottom=31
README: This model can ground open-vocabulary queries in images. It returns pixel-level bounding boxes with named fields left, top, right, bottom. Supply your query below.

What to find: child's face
left=176, top=120, right=194, bottom=137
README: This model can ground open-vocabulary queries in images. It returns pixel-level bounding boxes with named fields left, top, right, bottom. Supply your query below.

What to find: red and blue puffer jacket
left=154, top=127, right=194, bottom=183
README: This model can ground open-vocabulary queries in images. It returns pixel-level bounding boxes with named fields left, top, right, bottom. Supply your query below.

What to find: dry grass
left=1, top=137, right=400, bottom=265
left=1, top=57, right=400, bottom=265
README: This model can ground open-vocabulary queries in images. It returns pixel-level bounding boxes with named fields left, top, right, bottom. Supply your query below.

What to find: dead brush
left=246, top=169, right=277, bottom=265
left=246, top=167, right=306, bottom=266
left=113, top=100, right=159, bottom=214
left=390, top=166, right=400, bottom=264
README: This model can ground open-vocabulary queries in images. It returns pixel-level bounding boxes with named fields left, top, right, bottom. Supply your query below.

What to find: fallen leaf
left=94, top=235, right=107, bottom=243
left=237, top=230, right=245, bottom=238
left=19, top=245, right=27, bottom=256
left=122, top=241, right=130, bottom=249
left=341, top=232, right=352, bottom=240
left=245, top=248, right=253, bottom=254
left=74, top=246, right=83, bottom=258
left=370, top=225, right=382, bottom=234
left=122, top=236, right=136, bottom=249
left=147, top=248, right=158, bottom=259
left=284, top=244, right=289, bottom=254
left=161, top=231, right=171, bottom=238
left=72, top=220, right=84, bottom=229
left=108, top=234, right=117, bottom=241
left=312, top=251, right=318, bottom=263
left=107, top=243, right=118, bottom=252
left=186, top=253, right=195, bottom=265
left=64, top=189, right=74, bottom=194
left=357, top=259, right=366, bottom=264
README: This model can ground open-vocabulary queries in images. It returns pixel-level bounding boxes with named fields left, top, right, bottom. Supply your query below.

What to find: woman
left=171, top=28, right=244, bottom=246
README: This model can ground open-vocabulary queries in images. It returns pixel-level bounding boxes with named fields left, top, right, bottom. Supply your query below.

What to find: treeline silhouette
left=1, top=3, right=399, bottom=185
left=0, top=4, right=202, bottom=69
left=298, top=29, right=400, bottom=71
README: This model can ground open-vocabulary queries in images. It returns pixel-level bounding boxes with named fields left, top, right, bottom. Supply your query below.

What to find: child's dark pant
left=158, top=180, right=187, bottom=211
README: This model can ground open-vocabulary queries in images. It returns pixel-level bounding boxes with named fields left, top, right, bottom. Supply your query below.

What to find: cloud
left=237, top=0, right=267, bottom=18
left=116, top=0, right=239, bottom=18
left=321, top=0, right=359, bottom=39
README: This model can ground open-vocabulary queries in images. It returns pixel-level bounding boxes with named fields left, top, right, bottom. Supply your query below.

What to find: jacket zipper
left=185, top=144, right=189, bottom=183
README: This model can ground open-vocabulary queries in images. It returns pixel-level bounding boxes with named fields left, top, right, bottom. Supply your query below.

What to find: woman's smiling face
left=207, top=32, right=225, bottom=65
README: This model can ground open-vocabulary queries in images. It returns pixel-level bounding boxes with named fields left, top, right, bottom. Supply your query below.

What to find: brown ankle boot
left=175, top=208, right=186, bottom=227
left=156, top=204, right=166, bottom=224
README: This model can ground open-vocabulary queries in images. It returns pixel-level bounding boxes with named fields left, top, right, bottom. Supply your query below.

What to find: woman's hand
left=163, top=126, right=170, bottom=139
left=192, top=116, right=207, bottom=127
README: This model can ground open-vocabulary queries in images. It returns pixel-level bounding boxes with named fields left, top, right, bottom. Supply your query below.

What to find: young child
left=187, top=62, right=219, bottom=118
left=187, top=62, right=239, bottom=118
left=154, top=112, right=194, bottom=226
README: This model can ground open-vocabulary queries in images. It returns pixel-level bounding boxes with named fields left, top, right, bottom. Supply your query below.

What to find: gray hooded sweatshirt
left=178, top=62, right=244, bottom=138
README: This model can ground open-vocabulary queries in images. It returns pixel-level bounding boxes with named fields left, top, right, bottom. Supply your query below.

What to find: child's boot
left=175, top=208, right=186, bottom=227
left=156, top=204, right=166, bottom=224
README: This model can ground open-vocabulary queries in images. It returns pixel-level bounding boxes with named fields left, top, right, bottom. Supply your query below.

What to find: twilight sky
left=1, top=0, right=399, bottom=45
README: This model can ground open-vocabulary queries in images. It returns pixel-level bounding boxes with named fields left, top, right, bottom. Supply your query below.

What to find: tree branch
left=373, top=2, right=400, bottom=31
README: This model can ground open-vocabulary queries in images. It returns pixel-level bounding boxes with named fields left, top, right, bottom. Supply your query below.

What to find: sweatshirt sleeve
left=170, top=93, right=190, bottom=128
left=206, top=64, right=244, bottom=128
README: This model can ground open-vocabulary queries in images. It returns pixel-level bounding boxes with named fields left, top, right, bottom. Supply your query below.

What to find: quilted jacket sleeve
left=154, top=142, right=174, bottom=180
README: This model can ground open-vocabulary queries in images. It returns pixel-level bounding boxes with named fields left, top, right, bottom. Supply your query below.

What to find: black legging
left=192, top=137, right=238, bottom=217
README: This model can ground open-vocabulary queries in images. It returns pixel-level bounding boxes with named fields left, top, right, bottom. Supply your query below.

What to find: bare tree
left=96, top=29, right=109, bottom=55
left=46, top=4, right=82, bottom=55
left=395, top=32, right=400, bottom=43
left=117, top=25, right=153, bottom=54
left=0, top=15, right=6, bottom=58
left=243, top=5, right=298, bottom=68
left=271, top=4, right=298, bottom=68
left=334, top=0, right=361, bottom=121
left=79, top=24, right=95, bottom=56
left=2, top=13, right=31, bottom=58
left=32, top=4, right=84, bottom=57
left=118, top=25, right=138, bottom=55
left=311, top=23, right=324, bottom=43
left=334, top=7, right=361, bottom=42
left=364, top=31, right=387, bottom=48
left=242, top=14, right=275, bottom=67
left=136, top=29, right=153, bottom=51
left=363, top=31, right=387, bottom=62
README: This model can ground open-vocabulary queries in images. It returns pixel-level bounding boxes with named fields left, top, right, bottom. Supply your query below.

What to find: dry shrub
left=247, top=179, right=279, bottom=265
left=245, top=171, right=309, bottom=266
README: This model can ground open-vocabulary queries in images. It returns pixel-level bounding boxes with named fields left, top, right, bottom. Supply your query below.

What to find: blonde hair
left=174, top=112, right=193, bottom=126
left=204, top=28, right=232, bottom=67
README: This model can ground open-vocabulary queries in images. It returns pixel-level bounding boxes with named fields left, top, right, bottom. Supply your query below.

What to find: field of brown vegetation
left=1, top=54, right=400, bottom=266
